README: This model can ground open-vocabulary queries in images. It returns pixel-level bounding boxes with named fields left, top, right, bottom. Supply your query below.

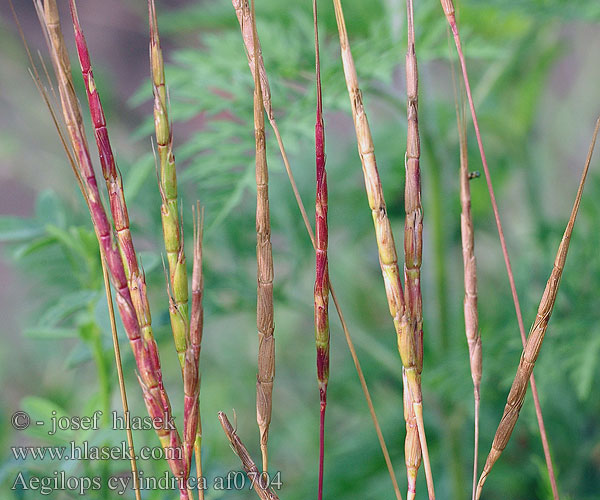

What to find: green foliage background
left=1, top=0, right=599, bottom=499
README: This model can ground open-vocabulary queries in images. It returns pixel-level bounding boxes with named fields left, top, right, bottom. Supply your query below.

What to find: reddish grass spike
left=64, top=2, right=188, bottom=496
left=187, top=204, right=205, bottom=499
left=440, top=1, right=559, bottom=497
left=476, top=120, right=599, bottom=499
left=312, top=1, right=330, bottom=499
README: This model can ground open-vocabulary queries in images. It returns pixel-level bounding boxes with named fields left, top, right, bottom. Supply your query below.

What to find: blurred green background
left=1, top=0, right=600, bottom=499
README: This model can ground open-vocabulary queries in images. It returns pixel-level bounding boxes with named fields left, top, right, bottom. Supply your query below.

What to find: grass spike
left=32, top=1, right=190, bottom=495
left=231, top=2, right=403, bottom=495
left=249, top=0, right=275, bottom=474
left=312, top=1, right=330, bottom=498
left=148, top=0, right=189, bottom=370
left=440, top=1, right=560, bottom=496
left=449, top=32, right=482, bottom=500
left=188, top=203, right=205, bottom=499
left=332, top=0, right=434, bottom=497
left=476, top=118, right=599, bottom=499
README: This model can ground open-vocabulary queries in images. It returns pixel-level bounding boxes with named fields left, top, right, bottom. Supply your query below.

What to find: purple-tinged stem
left=313, top=1, right=329, bottom=499
left=186, top=205, right=204, bottom=500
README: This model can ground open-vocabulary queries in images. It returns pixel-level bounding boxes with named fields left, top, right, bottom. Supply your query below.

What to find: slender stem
left=473, top=393, right=479, bottom=500
left=440, top=1, right=559, bottom=497
left=101, top=256, right=142, bottom=500
left=318, top=405, right=326, bottom=500
left=449, top=30, right=482, bottom=500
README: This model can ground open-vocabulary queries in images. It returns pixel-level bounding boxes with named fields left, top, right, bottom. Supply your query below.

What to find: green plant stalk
left=476, top=119, right=599, bottom=499
left=250, top=0, right=275, bottom=474
left=332, top=1, right=434, bottom=497
left=148, top=0, right=189, bottom=370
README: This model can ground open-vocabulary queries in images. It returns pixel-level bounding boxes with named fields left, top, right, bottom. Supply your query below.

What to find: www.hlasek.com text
left=12, top=440, right=181, bottom=461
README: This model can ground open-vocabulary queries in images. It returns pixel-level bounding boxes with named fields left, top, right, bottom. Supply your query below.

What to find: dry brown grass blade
left=231, top=1, right=401, bottom=495
left=249, top=0, right=275, bottom=474
left=218, top=412, right=280, bottom=500
left=475, top=118, right=600, bottom=499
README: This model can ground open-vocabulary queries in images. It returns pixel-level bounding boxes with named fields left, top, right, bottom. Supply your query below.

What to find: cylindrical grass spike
left=459, top=98, right=482, bottom=500
left=403, top=369, right=420, bottom=500
left=440, top=1, right=560, bottom=497
left=450, top=49, right=482, bottom=499
left=44, top=2, right=189, bottom=496
left=312, top=2, right=330, bottom=499
left=476, top=119, right=599, bottom=499
left=148, top=0, right=189, bottom=370
left=232, top=0, right=273, bottom=121
left=332, top=0, right=434, bottom=497
left=403, top=0, right=432, bottom=497
left=231, top=3, right=401, bottom=496
left=249, top=0, right=275, bottom=474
